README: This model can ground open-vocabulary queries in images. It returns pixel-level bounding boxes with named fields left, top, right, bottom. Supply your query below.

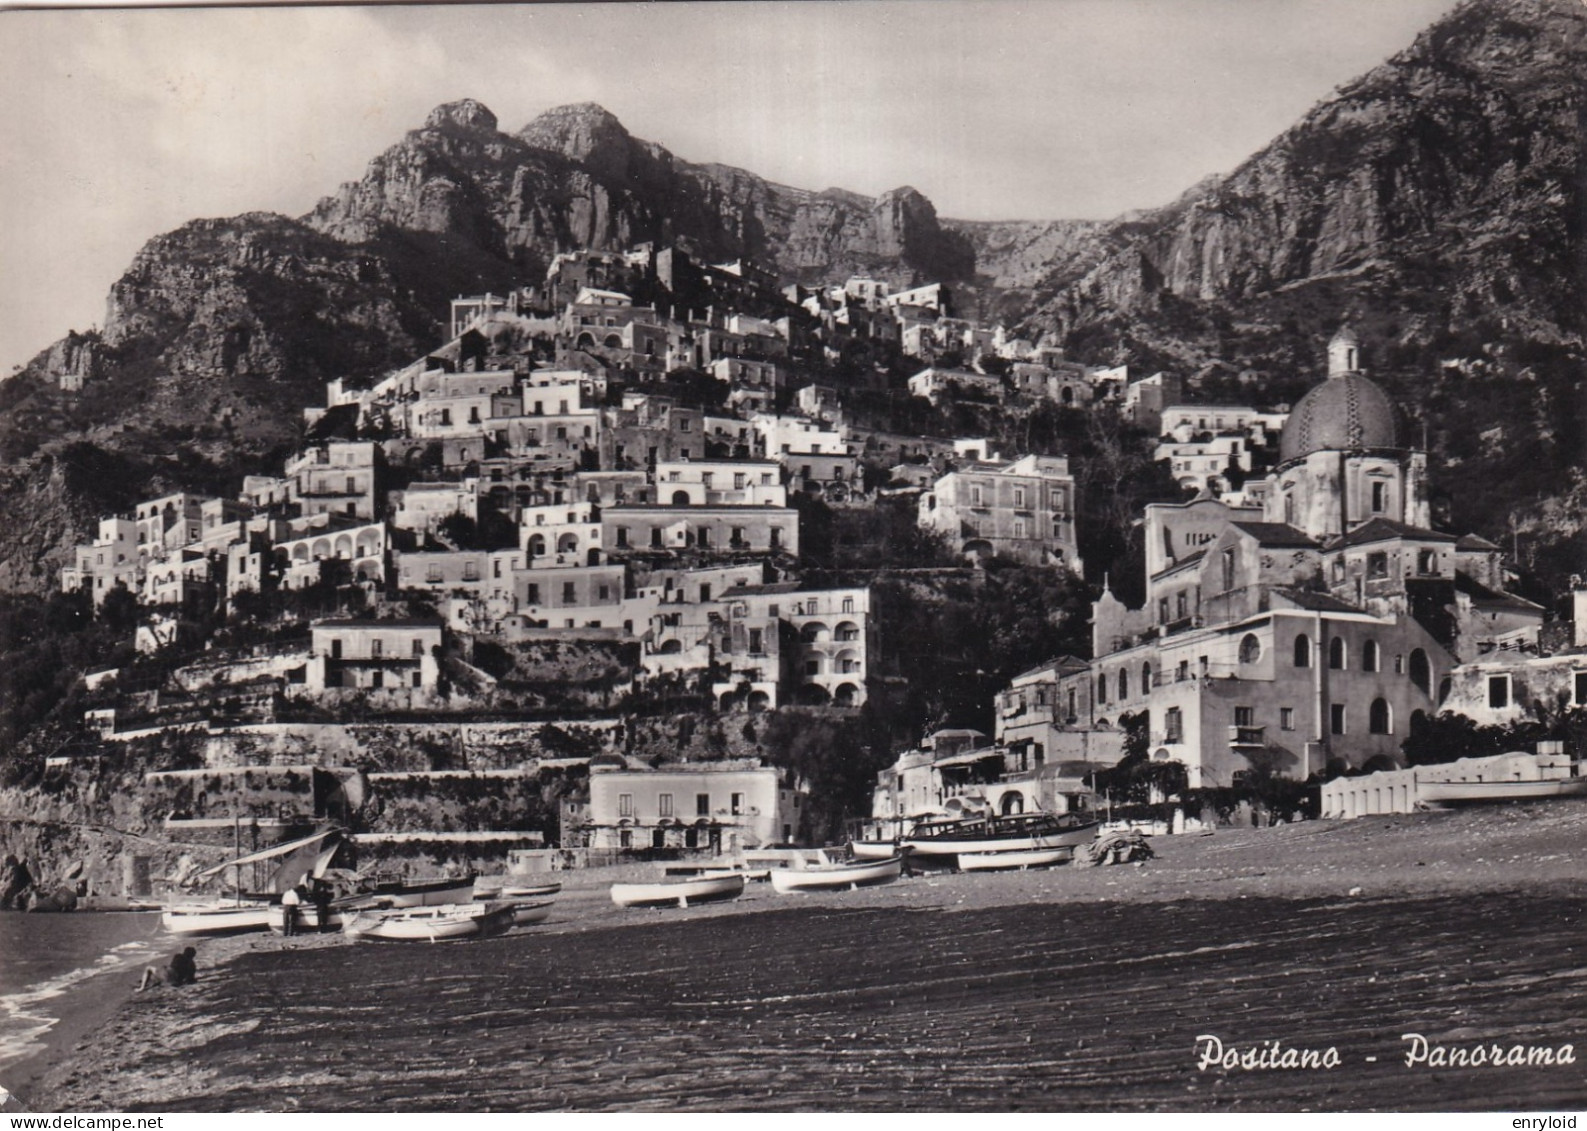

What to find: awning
left=194, top=828, right=342, bottom=880
left=932, top=748, right=1004, bottom=769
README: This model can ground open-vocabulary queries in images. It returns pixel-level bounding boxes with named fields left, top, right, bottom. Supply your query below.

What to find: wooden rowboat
left=610, top=874, right=746, bottom=909
left=1419, top=778, right=1587, bottom=804
left=364, top=873, right=477, bottom=908
left=161, top=901, right=274, bottom=936
left=342, top=902, right=516, bottom=943
left=848, top=839, right=902, bottom=861
left=956, top=846, right=1074, bottom=872
left=509, top=899, right=554, bottom=927
left=501, top=881, right=563, bottom=900
left=769, top=855, right=904, bottom=894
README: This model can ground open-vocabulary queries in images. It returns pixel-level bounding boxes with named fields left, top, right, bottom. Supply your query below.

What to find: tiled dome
left=1278, top=371, right=1399, bottom=464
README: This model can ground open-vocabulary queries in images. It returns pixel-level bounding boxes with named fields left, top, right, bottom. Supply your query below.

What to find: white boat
left=500, top=881, right=563, bottom=900
left=700, top=867, right=772, bottom=882
left=903, top=812, right=1099, bottom=860
left=1419, top=778, right=1587, bottom=804
left=610, top=874, right=746, bottom=909
left=342, top=902, right=516, bottom=942
left=362, top=873, right=477, bottom=908
left=509, top=899, right=555, bottom=927
left=161, top=901, right=275, bottom=936
left=769, top=855, right=905, bottom=893
left=848, top=839, right=901, bottom=861
left=956, top=846, right=1074, bottom=872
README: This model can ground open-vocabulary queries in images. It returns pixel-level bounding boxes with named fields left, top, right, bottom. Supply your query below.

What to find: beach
left=20, top=800, right=1587, bottom=1112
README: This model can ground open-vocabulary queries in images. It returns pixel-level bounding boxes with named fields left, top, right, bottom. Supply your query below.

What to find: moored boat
left=610, top=874, right=746, bottom=909
left=161, top=901, right=275, bottom=937
left=364, top=873, right=477, bottom=908
left=700, top=867, right=772, bottom=882
left=1420, top=778, right=1587, bottom=804
left=500, top=881, right=563, bottom=900
left=956, top=845, right=1074, bottom=872
left=509, top=899, right=555, bottom=927
left=769, top=854, right=904, bottom=893
left=848, top=839, right=901, bottom=861
left=342, top=901, right=516, bottom=942
left=903, top=811, right=1099, bottom=860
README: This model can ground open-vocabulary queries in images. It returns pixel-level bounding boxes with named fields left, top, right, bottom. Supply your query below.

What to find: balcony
left=1229, top=725, right=1266, bottom=748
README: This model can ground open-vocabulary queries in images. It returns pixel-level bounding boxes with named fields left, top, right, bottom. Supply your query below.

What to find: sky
left=0, top=0, right=1465, bottom=376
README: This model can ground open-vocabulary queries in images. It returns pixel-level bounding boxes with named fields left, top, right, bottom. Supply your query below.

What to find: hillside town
left=38, top=238, right=1584, bottom=888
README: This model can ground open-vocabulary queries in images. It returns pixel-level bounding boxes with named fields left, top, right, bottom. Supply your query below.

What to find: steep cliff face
left=308, top=99, right=984, bottom=286
left=1032, top=0, right=1585, bottom=351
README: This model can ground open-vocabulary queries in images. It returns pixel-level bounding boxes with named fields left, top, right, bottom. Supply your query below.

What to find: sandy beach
left=23, top=800, right=1587, bottom=1112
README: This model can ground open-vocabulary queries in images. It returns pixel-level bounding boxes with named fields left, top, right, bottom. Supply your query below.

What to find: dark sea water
left=126, top=892, right=1587, bottom=1112
left=0, top=912, right=164, bottom=1078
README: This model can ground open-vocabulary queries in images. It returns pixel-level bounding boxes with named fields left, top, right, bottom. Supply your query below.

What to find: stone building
left=918, top=453, right=1080, bottom=568
left=580, top=760, right=805, bottom=852
left=304, top=619, right=443, bottom=694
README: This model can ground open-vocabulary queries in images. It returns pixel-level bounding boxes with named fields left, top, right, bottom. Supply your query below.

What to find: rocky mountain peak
left=424, top=99, right=499, bottom=133
left=518, top=102, right=635, bottom=176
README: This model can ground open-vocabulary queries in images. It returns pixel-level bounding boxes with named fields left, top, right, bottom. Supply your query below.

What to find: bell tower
left=1327, top=324, right=1360, bottom=377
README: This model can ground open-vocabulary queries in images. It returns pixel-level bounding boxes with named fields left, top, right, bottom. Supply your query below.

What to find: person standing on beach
left=311, top=879, right=333, bottom=932
left=281, top=883, right=303, bottom=937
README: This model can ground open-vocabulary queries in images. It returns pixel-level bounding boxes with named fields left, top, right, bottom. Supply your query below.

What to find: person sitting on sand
left=138, top=947, right=198, bottom=992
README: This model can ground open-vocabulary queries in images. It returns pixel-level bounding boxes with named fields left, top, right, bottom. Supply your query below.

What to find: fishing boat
left=508, top=899, right=555, bottom=927
left=342, top=902, right=516, bottom=943
left=848, top=838, right=902, bottom=861
left=768, top=854, right=904, bottom=893
left=500, top=881, right=563, bottom=900
left=956, top=845, right=1074, bottom=872
left=161, top=900, right=276, bottom=937
left=1419, top=778, right=1587, bottom=804
left=167, top=827, right=348, bottom=936
left=610, top=873, right=745, bottom=909
left=903, top=811, right=1099, bottom=861
left=362, top=872, right=477, bottom=908
left=700, top=867, right=771, bottom=883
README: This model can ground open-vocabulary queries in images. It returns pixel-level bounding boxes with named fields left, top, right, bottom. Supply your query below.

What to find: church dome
left=1278, top=371, right=1399, bottom=464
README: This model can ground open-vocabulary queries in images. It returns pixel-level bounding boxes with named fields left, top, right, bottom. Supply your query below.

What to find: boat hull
left=343, top=902, right=516, bottom=942
left=957, top=846, right=1074, bottom=871
left=1420, top=779, right=1587, bottom=803
left=500, top=882, right=563, bottom=900
left=769, top=855, right=904, bottom=893
left=161, top=903, right=274, bottom=936
left=509, top=900, right=554, bottom=927
left=368, top=875, right=477, bottom=908
left=610, top=874, right=746, bottom=908
left=848, top=839, right=901, bottom=861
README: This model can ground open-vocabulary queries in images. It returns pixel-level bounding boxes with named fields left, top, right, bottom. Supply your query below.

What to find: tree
left=435, top=511, right=480, bottom=551
left=99, top=585, right=139, bottom=635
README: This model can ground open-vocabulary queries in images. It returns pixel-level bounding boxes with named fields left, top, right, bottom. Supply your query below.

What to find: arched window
left=1293, top=634, right=1311, bottom=668
left=1362, top=640, right=1379, bottom=672
left=1329, top=637, right=1346, bottom=670
left=1239, top=634, right=1261, bottom=664
left=1118, top=669, right=1129, bottom=700
left=1369, top=698, right=1392, bottom=735
left=1408, top=648, right=1431, bottom=695
left=1141, top=662, right=1152, bottom=692
left=1096, top=673, right=1108, bottom=705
